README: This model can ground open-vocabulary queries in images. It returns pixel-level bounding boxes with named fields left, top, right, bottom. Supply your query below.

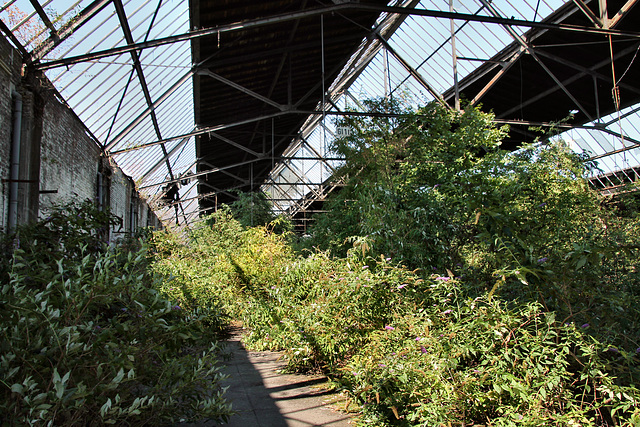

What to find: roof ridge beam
left=33, top=3, right=640, bottom=71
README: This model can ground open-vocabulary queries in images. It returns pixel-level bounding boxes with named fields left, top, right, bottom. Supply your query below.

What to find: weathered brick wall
left=0, top=37, right=23, bottom=231
left=1, top=35, right=161, bottom=235
left=109, top=165, right=131, bottom=238
left=39, top=93, right=102, bottom=210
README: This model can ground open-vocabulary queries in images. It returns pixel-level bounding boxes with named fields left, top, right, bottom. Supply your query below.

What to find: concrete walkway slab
left=192, top=327, right=354, bottom=427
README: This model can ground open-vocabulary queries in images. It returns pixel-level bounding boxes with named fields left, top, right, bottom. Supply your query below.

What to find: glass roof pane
left=5, top=0, right=638, bottom=224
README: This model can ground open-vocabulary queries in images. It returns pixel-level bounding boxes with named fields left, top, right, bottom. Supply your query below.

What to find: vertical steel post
left=383, top=46, right=389, bottom=99
left=321, top=14, right=326, bottom=184
left=599, top=0, right=609, bottom=27
left=450, top=0, right=460, bottom=111
left=9, top=91, right=23, bottom=232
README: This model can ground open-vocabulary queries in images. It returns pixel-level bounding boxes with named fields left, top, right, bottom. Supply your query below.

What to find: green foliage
left=311, top=100, right=640, bottom=348
left=0, top=201, right=231, bottom=426
left=150, top=207, right=294, bottom=323
left=344, top=277, right=639, bottom=426
left=149, top=100, right=640, bottom=426
left=229, top=191, right=276, bottom=228
left=225, top=191, right=294, bottom=235
left=153, top=211, right=639, bottom=425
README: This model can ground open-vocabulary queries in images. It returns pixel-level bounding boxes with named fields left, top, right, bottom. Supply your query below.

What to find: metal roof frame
left=1, top=0, right=639, bottom=227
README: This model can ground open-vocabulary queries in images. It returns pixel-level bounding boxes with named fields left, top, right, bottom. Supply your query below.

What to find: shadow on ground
left=185, top=326, right=353, bottom=427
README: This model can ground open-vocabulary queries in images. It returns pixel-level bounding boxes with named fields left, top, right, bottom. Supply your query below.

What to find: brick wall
left=0, top=37, right=23, bottom=231
left=1, top=35, right=161, bottom=236
left=39, top=93, right=101, bottom=208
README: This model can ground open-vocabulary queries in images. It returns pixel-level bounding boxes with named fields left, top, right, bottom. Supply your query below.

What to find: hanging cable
left=608, top=34, right=626, bottom=162
left=610, top=36, right=621, bottom=111
left=615, top=42, right=640, bottom=87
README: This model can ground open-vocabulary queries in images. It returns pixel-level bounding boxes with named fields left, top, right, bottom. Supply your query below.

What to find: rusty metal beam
left=28, top=0, right=58, bottom=39
left=608, top=0, right=640, bottom=27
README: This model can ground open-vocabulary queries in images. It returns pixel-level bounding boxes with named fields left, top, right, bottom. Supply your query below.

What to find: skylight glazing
left=3, top=0, right=639, bottom=226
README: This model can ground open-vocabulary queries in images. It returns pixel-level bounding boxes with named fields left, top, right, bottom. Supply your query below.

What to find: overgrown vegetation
left=2, top=100, right=639, bottom=426
left=0, top=201, right=231, bottom=426
left=229, top=190, right=294, bottom=234
left=152, top=101, right=640, bottom=425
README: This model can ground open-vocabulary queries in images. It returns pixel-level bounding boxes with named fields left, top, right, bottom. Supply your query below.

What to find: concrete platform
left=193, top=327, right=354, bottom=426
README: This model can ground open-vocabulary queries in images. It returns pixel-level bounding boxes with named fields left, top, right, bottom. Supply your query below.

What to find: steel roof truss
left=138, top=135, right=192, bottom=183
left=470, top=47, right=525, bottom=106
left=141, top=158, right=268, bottom=190
left=163, top=190, right=218, bottom=208
left=0, top=17, right=28, bottom=56
left=479, top=0, right=594, bottom=122
left=604, top=104, right=640, bottom=126
left=301, top=136, right=337, bottom=173
left=33, top=3, right=640, bottom=72
left=113, top=0, right=176, bottom=182
left=608, top=0, right=639, bottom=28
left=198, top=182, right=241, bottom=200
left=197, top=69, right=287, bottom=111
left=207, top=131, right=263, bottom=158
left=105, top=67, right=137, bottom=143
left=31, top=0, right=111, bottom=61
left=571, top=0, right=605, bottom=27
left=267, top=9, right=303, bottom=102
left=113, top=1, right=165, bottom=139
left=376, top=34, right=450, bottom=108
left=199, top=161, right=248, bottom=185
left=110, top=110, right=290, bottom=154
left=533, top=45, right=640, bottom=96
left=105, top=68, right=194, bottom=151
left=499, top=41, right=640, bottom=117
left=278, top=163, right=311, bottom=191
left=28, top=0, right=58, bottom=40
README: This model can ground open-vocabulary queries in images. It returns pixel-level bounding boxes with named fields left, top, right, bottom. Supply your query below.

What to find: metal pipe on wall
left=8, top=90, right=22, bottom=232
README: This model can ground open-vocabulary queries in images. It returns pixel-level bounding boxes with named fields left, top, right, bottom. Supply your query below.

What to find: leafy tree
left=228, top=191, right=293, bottom=234
left=229, top=191, right=275, bottom=227
left=310, top=99, right=640, bottom=349
left=311, top=99, right=510, bottom=267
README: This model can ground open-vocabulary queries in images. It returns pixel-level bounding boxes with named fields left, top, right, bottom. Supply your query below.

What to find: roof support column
left=450, top=0, right=460, bottom=111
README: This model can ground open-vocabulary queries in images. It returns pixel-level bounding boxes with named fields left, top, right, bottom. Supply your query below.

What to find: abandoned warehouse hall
left=1, top=0, right=640, bottom=425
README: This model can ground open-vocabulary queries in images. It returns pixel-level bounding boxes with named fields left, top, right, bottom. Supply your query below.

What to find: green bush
left=149, top=101, right=640, bottom=425
left=344, top=279, right=640, bottom=425
left=0, top=201, right=231, bottom=426
left=153, top=211, right=639, bottom=425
